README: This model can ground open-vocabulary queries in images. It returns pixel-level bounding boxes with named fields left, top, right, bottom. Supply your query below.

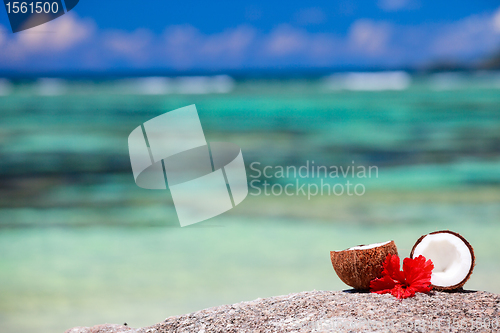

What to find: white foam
left=176, top=75, right=234, bottom=94
left=118, top=75, right=235, bottom=95
left=0, top=78, right=12, bottom=96
left=324, top=71, right=411, bottom=91
left=36, top=78, right=67, bottom=96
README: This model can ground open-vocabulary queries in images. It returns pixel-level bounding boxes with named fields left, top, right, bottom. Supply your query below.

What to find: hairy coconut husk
left=330, top=240, right=398, bottom=290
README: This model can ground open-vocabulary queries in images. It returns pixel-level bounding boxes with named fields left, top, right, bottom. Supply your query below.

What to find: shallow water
left=0, top=217, right=499, bottom=333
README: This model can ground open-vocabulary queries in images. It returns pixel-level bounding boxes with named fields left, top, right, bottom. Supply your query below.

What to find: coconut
left=410, top=230, right=475, bottom=291
left=330, top=240, right=398, bottom=290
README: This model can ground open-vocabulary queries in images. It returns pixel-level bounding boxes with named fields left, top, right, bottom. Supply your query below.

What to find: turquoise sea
left=1, top=74, right=500, bottom=332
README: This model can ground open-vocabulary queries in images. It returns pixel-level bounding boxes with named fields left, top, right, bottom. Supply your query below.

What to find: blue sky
left=1, top=0, right=500, bottom=73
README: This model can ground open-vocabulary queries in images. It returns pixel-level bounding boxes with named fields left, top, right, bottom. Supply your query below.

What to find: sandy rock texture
left=65, top=290, right=500, bottom=332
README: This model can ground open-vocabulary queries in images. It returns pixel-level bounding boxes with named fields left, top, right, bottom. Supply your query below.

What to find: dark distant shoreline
left=0, top=65, right=495, bottom=81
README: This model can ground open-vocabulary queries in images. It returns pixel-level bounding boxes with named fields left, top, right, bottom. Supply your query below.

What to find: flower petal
left=403, top=255, right=434, bottom=293
left=370, top=275, right=397, bottom=294
left=382, top=253, right=405, bottom=283
left=370, top=254, right=433, bottom=299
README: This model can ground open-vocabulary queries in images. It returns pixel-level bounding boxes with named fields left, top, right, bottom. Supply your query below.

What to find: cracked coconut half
left=410, top=230, right=475, bottom=291
left=331, top=240, right=398, bottom=290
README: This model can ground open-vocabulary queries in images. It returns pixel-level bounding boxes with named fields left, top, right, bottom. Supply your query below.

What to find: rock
left=65, top=324, right=136, bottom=333
left=65, top=290, right=500, bottom=332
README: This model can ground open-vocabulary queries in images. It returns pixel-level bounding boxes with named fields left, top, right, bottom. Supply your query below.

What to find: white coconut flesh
left=412, top=233, right=472, bottom=287
left=348, top=240, right=391, bottom=251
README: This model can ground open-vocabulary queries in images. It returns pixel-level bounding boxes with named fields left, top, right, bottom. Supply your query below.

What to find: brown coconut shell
left=410, top=230, right=475, bottom=291
left=330, top=240, right=398, bottom=290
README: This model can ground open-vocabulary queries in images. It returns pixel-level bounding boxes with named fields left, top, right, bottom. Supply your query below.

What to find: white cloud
left=161, top=25, right=203, bottom=68
left=103, top=28, right=154, bottom=63
left=430, top=10, right=500, bottom=59
left=163, top=24, right=200, bottom=49
left=307, top=34, right=340, bottom=60
left=0, top=25, right=6, bottom=47
left=0, top=7, right=500, bottom=71
left=265, top=25, right=308, bottom=56
left=349, top=19, right=392, bottom=55
left=263, top=25, right=342, bottom=61
left=16, top=13, right=95, bottom=52
left=162, top=25, right=255, bottom=69
left=494, top=7, right=500, bottom=33
left=201, top=26, right=255, bottom=58
left=0, top=13, right=95, bottom=67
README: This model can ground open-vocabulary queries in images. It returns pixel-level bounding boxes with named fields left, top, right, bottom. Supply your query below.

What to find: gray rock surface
left=65, top=290, right=500, bottom=332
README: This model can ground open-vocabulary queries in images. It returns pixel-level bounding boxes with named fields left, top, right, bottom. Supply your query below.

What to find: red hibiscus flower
left=370, top=254, right=434, bottom=299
